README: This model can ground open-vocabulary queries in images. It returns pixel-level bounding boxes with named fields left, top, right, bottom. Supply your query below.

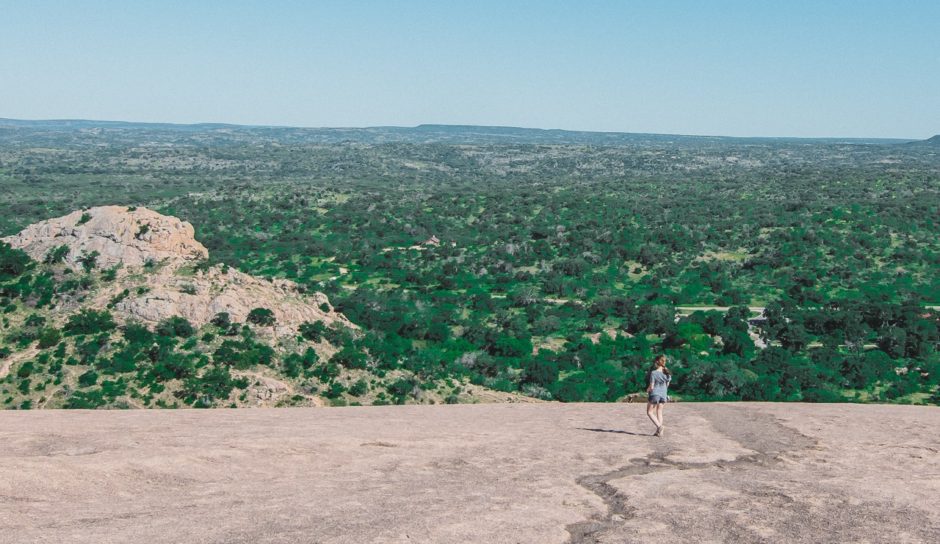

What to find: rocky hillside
left=0, top=206, right=519, bottom=409
left=4, top=206, right=352, bottom=339
left=5, top=206, right=209, bottom=269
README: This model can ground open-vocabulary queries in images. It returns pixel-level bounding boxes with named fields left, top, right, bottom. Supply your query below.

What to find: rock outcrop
left=4, top=206, right=208, bottom=270
left=2, top=206, right=353, bottom=339
left=105, top=264, right=352, bottom=338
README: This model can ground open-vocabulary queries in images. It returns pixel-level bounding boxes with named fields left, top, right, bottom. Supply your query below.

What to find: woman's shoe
left=654, top=426, right=662, bottom=436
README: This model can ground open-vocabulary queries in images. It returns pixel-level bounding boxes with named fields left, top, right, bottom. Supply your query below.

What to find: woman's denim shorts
left=648, top=394, right=667, bottom=404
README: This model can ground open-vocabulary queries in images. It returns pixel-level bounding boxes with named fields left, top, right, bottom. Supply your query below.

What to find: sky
left=1, top=0, right=938, bottom=138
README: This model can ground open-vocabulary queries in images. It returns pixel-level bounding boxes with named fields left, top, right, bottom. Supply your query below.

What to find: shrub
left=98, top=347, right=138, bottom=374
left=65, top=389, right=106, bottom=409
left=37, top=327, right=62, bottom=349
left=387, top=377, right=418, bottom=403
left=184, top=365, right=236, bottom=407
left=44, top=245, right=70, bottom=265
left=77, top=250, right=99, bottom=273
left=122, top=322, right=154, bottom=346
left=299, top=320, right=327, bottom=342
left=63, top=309, right=116, bottom=336
left=283, top=354, right=302, bottom=378
left=348, top=379, right=368, bottom=396
left=801, top=386, right=844, bottom=403
left=156, top=316, right=195, bottom=338
left=247, top=308, right=276, bottom=326
left=211, top=312, right=232, bottom=328
left=323, top=324, right=353, bottom=346
left=78, top=369, right=99, bottom=387
left=16, top=360, right=35, bottom=379
left=107, top=289, right=130, bottom=308
left=211, top=339, right=274, bottom=369
left=282, top=348, right=319, bottom=378
left=25, top=314, right=46, bottom=328
left=313, top=362, right=341, bottom=381
left=330, top=346, right=367, bottom=369
left=100, top=379, right=128, bottom=402
left=149, top=352, right=197, bottom=381
left=0, top=242, right=31, bottom=280
left=324, top=381, right=346, bottom=399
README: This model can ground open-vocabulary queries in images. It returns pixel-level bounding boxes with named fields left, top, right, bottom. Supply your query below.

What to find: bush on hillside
left=247, top=308, right=276, bottom=326
left=156, top=316, right=195, bottom=338
left=63, top=309, right=116, bottom=336
left=0, top=242, right=31, bottom=280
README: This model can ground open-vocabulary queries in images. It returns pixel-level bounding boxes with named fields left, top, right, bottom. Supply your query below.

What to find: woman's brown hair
left=653, top=354, right=671, bottom=376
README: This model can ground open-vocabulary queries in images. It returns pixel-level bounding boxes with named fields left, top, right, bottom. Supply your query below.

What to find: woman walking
left=646, top=355, right=672, bottom=437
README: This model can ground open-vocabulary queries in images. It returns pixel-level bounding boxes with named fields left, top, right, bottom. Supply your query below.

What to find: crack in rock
left=565, top=405, right=817, bottom=544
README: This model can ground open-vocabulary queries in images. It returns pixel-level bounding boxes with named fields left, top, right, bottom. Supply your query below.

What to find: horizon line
left=0, top=116, right=928, bottom=142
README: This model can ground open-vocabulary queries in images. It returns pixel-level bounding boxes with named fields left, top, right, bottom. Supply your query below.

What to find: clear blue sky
left=1, top=0, right=938, bottom=138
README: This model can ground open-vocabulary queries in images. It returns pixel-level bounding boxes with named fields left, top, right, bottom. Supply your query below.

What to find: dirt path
left=1, top=403, right=937, bottom=543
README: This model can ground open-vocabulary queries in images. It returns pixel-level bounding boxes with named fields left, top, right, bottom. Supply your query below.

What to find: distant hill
left=902, top=134, right=940, bottom=148
left=0, top=118, right=916, bottom=147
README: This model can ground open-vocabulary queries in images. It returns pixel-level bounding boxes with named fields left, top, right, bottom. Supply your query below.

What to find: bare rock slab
left=1, top=403, right=938, bottom=543
left=3, top=205, right=208, bottom=270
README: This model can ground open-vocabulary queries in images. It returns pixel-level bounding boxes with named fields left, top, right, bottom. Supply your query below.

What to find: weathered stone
left=2, top=206, right=353, bottom=341
left=1, top=403, right=937, bottom=543
left=3, top=205, right=208, bottom=270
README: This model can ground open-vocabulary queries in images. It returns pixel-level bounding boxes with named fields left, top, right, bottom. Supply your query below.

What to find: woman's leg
left=646, top=402, right=661, bottom=431
left=655, top=403, right=665, bottom=435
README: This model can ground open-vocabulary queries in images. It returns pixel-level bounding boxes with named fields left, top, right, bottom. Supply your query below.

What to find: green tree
left=63, top=309, right=116, bottom=336
left=247, top=308, right=276, bottom=326
left=0, top=242, right=31, bottom=280
left=156, top=316, right=195, bottom=338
